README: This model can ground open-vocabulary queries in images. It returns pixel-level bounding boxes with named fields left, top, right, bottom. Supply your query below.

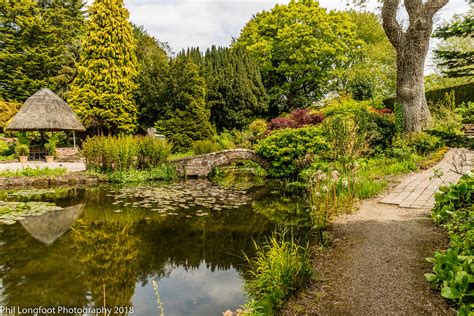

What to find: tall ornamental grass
left=244, top=231, right=313, bottom=314
left=83, top=135, right=172, bottom=171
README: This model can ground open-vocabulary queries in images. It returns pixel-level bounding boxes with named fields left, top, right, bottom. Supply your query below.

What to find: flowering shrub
left=372, top=108, right=392, bottom=115
left=268, top=117, right=296, bottom=130
left=268, top=108, right=324, bottom=131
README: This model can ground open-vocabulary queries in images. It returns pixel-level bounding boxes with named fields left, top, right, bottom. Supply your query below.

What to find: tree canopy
left=234, top=0, right=359, bottom=115
left=203, top=46, right=268, bottom=131
left=0, top=0, right=85, bottom=101
left=345, top=11, right=397, bottom=100
left=68, top=0, right=138, bottom=135
left=155, top=55, right=214, bottom=152
left=133, top=25, right=170, bottom=132
left=433, top=10, right=473, bottom=78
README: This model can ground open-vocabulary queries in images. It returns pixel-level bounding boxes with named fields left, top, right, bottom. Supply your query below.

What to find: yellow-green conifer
left=68, top=0, right=138, bottom=134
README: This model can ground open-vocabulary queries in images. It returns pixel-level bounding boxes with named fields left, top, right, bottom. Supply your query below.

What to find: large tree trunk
left=382, top=0, right=449, bottom=132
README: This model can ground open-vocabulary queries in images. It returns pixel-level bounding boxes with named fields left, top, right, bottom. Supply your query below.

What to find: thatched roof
left=5, top=88, right=86, bottom=132
left=20, top=203, right=85, bottom=245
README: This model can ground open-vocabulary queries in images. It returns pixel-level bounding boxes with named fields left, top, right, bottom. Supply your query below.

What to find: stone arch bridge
left=171, top=148, right=269, bottom=177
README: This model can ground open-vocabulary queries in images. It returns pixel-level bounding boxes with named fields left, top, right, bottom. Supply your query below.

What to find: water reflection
left=20, top=204, right=84, bottom=245
left=0, top=180, right=303, bottom=315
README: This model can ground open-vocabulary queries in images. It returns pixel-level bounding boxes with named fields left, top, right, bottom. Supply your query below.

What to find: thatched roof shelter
left=20, top=203, right=85, bottom=245
left=5, top=88, right=86, bottom=132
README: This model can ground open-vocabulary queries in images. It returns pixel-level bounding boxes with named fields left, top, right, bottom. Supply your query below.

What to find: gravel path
left=285, top=200, right=454, bottom=315
left=284, top=150, right=474, bottom=315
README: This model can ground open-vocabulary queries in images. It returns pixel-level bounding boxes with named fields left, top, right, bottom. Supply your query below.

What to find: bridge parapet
left=171, top=148, right=268, bottom=177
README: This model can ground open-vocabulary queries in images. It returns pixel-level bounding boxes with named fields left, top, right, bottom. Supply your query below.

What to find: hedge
left=383, top=82, right=474, bottom=109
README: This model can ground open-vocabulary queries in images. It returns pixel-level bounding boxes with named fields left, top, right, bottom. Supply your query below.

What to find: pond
left=0, top=177, right=306, bottom=315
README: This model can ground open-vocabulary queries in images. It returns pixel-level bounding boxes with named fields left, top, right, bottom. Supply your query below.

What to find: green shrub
left=213, top=132, right=236, bottom=150
left=137, top=136, right=172, bottom=169
left=0, top=167, right=67, bottom=178
left=426, top=174, right=474, bottom=313
left=83, top=135, right=172, bottom=171
left=249, top=119, right=268, bottom=141
left=255, top=127, right=328, bottom=178
left=15, top=144, right=29, bottom=157
left=407, top=132, right=444, bottom=156
left=456, top=102, right=474, bottom=124
left=348, top=76, right=376, bottom=101
left=427, top=130, right=474, bottom=150
left=105, top=164, right=177, bottom=183
left=192, top=139, right=220, bottom=155
left=430, top=92, right=464, bottom=134
left=322, top=98, right=396, bottom=156
left=244, top=231, right=313, bottom=314
left=0, top=140, right=10, bottom=156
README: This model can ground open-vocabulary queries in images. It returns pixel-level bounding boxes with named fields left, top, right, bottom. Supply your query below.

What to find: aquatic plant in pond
left=0, top=181, right=298, bottom=314
left=244, top=231, right=313, bottom=314
left=0, top=201, right=63, bottom=224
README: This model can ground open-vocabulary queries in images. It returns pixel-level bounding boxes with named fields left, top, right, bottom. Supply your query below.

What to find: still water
left=0, top=178, right=305, bottom=315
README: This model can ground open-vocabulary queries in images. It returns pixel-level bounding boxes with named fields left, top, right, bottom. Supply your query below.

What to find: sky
left=111, top=0, right=471, bottom=53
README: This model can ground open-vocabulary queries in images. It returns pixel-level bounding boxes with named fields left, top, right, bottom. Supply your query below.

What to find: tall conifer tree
left=155, top=56, right=214, bottom=152
left=0, top=0, right=85, bottom=101
left=203, top=46, right=268, bottom=130
left=68, top=0, right=138, bottom=134
left=133, top=25, right=170, bottom=132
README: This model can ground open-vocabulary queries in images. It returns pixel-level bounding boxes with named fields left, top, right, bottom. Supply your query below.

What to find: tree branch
left=382, top=0, right=404, bottom=49
left=404, top=0, right=423, bottom=21
left=424, top=0, right=449, bottom=17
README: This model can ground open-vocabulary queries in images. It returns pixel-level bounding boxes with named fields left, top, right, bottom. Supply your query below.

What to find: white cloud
left=117, top=0, right=469, bottom=52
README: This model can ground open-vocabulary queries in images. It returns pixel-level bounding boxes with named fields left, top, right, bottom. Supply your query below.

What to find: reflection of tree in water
left=251, top=196, right=310, bottom=227
left=0, top=182, right=298, bottom=312
left=72, top=220, right=139, bottom=313
left=0, top=223, right=88, bottom=309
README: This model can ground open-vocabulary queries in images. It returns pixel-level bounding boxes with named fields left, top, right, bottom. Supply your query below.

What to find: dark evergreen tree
left=433, top=12, right=473, bottom=78
left=203, top=46, right=268, bottom=131
left=0, top=0, right=85, bottom=101
left=155, top=55, right=214, bottom=152
left=133, top=25, right=170, bottom=132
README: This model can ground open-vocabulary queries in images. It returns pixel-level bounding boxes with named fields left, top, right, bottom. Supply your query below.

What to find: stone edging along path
left=285, top=148, right=473, bottom=315
left=0, top=172, right=100, bottom=188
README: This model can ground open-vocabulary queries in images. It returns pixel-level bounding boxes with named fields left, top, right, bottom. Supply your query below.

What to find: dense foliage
left=0, top=100, right=20, bottom=131
left=256, top=127, right=328, bottom=178
left=154, top=55, right=214, bottom=152
left=244, top=232, right=312, bottom=314
left=433, top=10, right=473, bottom=78
left=68, top=0, right=138, bottom=134
left=82, top=135, right=172, bottom=171
left=234, top=0, right=359, bottom=116
left=426, top=174, right=474, bottom=314
left=133, top=25, right=170, bottom=132
left=268, top=109, right=324, bottom=131
left=0, top=0, right=85, bottom=101
left=203, top=46, right=268, bottom=131
left=345, top=11, right=396, bottom=100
